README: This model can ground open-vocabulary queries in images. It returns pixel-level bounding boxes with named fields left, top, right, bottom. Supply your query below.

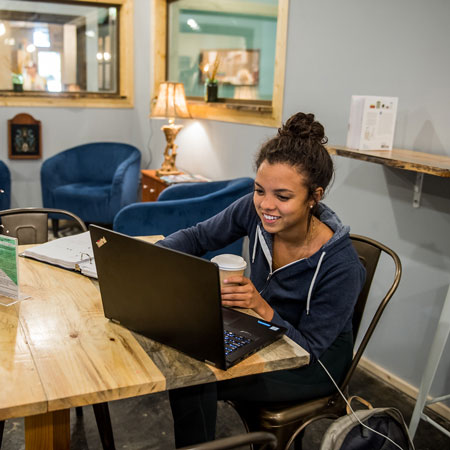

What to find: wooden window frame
left=151, top=0, right=289, bottom=127
left=0, top=0, right=134, bottom=109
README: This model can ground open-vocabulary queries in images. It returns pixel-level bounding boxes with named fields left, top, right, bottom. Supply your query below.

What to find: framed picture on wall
left=8, top=113, right=42, bottom=160
left=199, top=49, right=260, bottom=86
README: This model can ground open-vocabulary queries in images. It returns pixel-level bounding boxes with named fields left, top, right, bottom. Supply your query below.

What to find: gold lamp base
left=156, top=121, right=183, bottom=176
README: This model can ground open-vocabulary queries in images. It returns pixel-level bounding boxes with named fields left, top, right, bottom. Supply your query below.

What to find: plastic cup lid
left=211, top=254, right=247, bottom=271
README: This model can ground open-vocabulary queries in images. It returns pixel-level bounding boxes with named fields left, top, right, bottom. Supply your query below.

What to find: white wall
left=1, top=0, right=449, bottom=403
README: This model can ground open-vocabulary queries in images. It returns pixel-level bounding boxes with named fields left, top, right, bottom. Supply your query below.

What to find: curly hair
left=255, top=112, right=334, bottom=206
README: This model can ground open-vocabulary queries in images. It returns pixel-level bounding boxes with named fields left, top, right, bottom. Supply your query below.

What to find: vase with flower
left=12, top=73, right=24, bottom=92
left=201, top=57, right=220, bottom=102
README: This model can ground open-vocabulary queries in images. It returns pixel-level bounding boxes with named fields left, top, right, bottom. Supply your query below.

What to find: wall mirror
left=152, top=0, right=289, bottom=127
left=0, top=0, right=133, bottom=108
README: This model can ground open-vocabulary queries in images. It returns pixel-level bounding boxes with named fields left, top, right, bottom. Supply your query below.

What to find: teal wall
left=169, top=9, right=277, bottom=100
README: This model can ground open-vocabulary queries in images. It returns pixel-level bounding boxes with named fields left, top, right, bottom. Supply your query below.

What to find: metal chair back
left=0, top=207, right=87, bottom=244
left=230, top=234, right=402, bottom=450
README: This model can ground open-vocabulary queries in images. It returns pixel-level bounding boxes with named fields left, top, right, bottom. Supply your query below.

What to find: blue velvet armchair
left=113, top=177, right=254, bottom=258
left=41, top=142, right=141, bottom=232
left=0, top=161, right=11, bottom=210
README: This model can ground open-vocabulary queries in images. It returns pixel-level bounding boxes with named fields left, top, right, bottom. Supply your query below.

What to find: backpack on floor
left=319, top=396, right=415, bottom=450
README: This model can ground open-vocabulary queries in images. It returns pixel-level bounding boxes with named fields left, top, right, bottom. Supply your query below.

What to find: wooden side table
left=141, top=170, right=211, bottom=202
left=141, top=170, right=169, bottom=202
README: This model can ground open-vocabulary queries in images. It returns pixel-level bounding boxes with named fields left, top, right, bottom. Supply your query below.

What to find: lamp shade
left=153, top=82, right=190, bottom=119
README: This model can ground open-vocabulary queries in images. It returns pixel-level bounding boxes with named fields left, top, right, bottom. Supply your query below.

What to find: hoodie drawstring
left=254, top=226, right=327, bottom=315
left=253, top=225, right=272, bottom=269
left=306, top=251, right=326, bottom=315
left=252, top=227, right=259, bottom=263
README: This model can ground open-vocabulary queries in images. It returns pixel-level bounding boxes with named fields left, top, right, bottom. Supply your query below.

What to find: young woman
left=159, top=112, right=366, bottom=447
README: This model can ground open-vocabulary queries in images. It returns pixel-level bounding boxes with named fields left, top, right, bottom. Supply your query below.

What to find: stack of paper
left=160, top=173, right=211, bottom=184
left=77, top=259, right=97, bottom=279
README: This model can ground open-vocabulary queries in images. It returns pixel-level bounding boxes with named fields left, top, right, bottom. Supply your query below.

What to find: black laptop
left=89, top=225, right=286, bottom=370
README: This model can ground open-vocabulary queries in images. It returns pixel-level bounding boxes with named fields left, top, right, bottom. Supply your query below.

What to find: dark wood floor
left=2, top=367, right=449, bottom=449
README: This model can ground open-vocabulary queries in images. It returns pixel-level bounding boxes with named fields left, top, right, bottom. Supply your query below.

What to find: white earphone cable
left=317, top=359, right=406, bottom=450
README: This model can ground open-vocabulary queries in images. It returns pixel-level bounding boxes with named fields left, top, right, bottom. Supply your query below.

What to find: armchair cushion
left=41, top=142, right=141, bottom=224
left=53, top=183, right=112, bottom=220
left=113, top=177, right=254, bottom=258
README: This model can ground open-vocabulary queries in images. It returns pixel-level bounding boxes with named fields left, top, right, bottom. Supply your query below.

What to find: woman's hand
left=220, top=275, right=274, bottom=322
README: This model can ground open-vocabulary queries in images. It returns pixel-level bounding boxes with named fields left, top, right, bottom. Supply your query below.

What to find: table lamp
left=152, top=81, right=191, bottom=176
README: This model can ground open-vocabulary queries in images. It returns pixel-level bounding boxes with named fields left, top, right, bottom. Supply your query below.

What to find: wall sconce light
left=152, top=82, right=191, bottom=176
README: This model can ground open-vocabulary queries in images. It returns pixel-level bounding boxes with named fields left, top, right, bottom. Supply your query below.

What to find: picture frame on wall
left=8, top=113, right=42, bottom=160
left=199, top=49, right=260, bottom=86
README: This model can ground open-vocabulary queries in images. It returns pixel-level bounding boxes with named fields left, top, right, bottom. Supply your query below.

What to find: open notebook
left=20, top=231, right=97, bottom=277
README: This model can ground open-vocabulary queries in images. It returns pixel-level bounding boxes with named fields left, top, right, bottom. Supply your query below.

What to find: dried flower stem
left=201, top=56, right=220, bottom=82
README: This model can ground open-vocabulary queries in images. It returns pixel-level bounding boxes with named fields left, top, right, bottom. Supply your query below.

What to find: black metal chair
left=180, top=431, right=277, bottom=450
left=0, top=207, right=115, bottom=450
left=229, top=234, right=402, bottom=450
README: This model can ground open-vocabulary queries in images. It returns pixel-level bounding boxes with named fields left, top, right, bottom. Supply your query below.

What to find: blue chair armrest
left=158, top=180, right=231, bottom=201
left=110, top=150, right=141, bottom=208
left=41, top=157, right=66, bottom=208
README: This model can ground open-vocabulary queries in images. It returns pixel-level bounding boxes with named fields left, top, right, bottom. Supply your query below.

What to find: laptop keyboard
left=224, top=330, right=252, bottom=356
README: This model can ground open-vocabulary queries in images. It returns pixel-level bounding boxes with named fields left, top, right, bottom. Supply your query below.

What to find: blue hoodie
left=160, top=193, right=366, bottom=362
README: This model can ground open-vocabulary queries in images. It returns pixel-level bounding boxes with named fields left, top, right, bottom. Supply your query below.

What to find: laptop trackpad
left=222, top=307, right=241, bottom=326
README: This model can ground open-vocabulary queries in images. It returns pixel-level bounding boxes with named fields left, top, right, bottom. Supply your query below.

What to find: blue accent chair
left=0, top=161, right=11, bottom=210
left=113, top=177, right=254, bottom=258
left=41, top=142, right=141, bottom=232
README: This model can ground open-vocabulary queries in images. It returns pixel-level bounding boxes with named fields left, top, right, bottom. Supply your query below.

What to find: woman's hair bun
left=278, top=112, right=327, bottom=144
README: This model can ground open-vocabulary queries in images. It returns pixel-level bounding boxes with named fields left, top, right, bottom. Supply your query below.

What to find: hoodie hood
left=251, top=202, right=352, bottom=316
left=252, top=202, right=349, bottom=270
left=248, top=201, right=364, bottom=360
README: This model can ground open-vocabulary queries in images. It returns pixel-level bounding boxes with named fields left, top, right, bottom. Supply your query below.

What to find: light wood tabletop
left=0, top=237, right=309, bottom=450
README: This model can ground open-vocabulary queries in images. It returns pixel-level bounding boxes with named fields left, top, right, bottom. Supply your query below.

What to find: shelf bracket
left=413, top=172, right=424, bottom=208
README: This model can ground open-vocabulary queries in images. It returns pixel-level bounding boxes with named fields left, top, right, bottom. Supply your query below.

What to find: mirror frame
left=0, top=0, right=134, bottom=109
left=151, top=0, right=289, bottom=127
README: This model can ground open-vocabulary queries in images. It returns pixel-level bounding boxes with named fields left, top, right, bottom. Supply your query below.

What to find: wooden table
left=0, top=239, right=309, bottom=449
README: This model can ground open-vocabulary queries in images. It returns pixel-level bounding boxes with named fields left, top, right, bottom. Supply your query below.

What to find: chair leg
left=75, top=406, right=83, bottom=417
left=92, top=402, right=116, bottom=450
left=51, top=219, right=59, bottom=238
left=0, top=420, right=4, bottom=448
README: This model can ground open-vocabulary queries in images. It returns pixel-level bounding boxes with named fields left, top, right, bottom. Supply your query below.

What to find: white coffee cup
left=211, top=254, right=247, bottom=287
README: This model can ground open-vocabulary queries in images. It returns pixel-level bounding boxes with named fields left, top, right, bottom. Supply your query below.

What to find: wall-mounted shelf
left=327, top=146, right=450, bottom=207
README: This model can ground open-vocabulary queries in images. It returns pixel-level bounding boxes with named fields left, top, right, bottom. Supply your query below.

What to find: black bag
left=320, top=396, right=415, bottom=450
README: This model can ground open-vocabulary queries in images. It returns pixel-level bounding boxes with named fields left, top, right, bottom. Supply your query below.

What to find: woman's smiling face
left=253, top=161, right=313, bottom=237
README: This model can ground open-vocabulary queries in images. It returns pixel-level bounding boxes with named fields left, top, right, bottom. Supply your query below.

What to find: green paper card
left=0, top=235, right=20, bottom=305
